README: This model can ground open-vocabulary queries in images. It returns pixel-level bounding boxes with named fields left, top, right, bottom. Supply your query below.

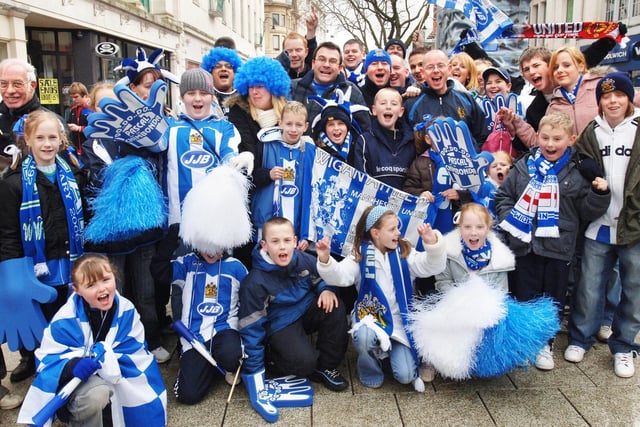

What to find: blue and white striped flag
left=301, top=150, right=437, bottom=257
left=428, top=0, right=513, bottom=47
left=18, top=293, right=167, bottom=427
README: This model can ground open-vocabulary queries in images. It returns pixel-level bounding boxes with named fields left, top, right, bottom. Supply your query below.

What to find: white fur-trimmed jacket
left=435, top=229, right=515, bottom=293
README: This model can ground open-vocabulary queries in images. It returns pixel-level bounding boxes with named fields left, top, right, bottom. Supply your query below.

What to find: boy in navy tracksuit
left=238, top=217, right=349, bottom=420
left=353, top=87, right=415, bottom=189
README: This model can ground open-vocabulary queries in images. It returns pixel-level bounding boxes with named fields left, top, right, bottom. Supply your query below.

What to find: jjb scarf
left=20, top=154, right=83, bottom=277
left=500, top=149, right=571, bottom=242
left=351, top=244, right=419, bottom=366
left=17, top=292, right=167, bottom=427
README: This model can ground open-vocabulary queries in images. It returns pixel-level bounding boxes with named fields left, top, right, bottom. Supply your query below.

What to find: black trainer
left=309, top=368, right=349, bottom=392
left=10, top=356, right=35, bottom=383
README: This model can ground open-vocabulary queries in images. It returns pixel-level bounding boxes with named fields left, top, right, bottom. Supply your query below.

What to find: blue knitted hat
left=233, top=56, right=291, bottom=97
left=201, top=47, right=243, bottom=73
left=596, top=71, right=635, bottom=103
left=364, top=48, right=392, bottom=72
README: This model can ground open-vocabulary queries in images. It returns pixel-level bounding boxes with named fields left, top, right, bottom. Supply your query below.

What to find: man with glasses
left=291, top=41, right=370, bottom=135
left=201, top=46, right=243, bottom=118
left=0, top=59, right=43, bottom=171
left=405, top=49, right=487, bottom=151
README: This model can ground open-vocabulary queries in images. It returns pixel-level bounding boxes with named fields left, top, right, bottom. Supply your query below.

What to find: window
left=272, top=35, right=280, bottom=51
left=271, top=13, right=285, bottom=28
left=634, top=0, right=640, bottom=16
left=606, top=0, right=615, bottom=21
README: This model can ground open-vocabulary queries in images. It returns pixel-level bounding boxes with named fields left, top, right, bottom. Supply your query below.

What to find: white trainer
left=0, top=391, right=24, bottom=410
left=419, top=362, right=436, bottom=383
left=151, top=346, right=172, bottom=364
left=535, top=345, right=554, bottom=370
left=613, top=352, right=635, bottom=378
left=564, top=345, right=586, bottom=363
left=597, top=325, right=612, bottom=342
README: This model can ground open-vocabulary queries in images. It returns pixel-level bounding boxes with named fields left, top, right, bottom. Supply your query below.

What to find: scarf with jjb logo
left=351, top=243, right=420, bottom=366
left=500, top=148, right=571, bottom=242
left=20, top=154, right=84, bottom=277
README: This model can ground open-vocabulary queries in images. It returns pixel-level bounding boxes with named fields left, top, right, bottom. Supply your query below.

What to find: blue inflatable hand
left=263, top=375, right=314, bottom=408
left=482, top=93, right=520, bottom=132
left=427, top=117, right=494, bottom=191
left=242, top=368, right=279, bottom=422
left=84, top=80, right=169, bottom=152
left=0, top=257, right=57, bottom=351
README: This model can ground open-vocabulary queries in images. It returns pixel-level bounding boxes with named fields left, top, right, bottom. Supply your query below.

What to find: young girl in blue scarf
left=436, top=203, right=515, bottom=294
left=0, top=110, right=84, bottom=382
left=316, top=205, right=446, bottom=391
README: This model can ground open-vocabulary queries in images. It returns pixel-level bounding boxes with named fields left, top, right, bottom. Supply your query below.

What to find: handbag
left=481, top=116, right=518, bottom=157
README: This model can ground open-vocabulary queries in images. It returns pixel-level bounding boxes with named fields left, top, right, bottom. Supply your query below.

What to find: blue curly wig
left=233, top=56, right=290, bottom=98
left=201, top=47, right=243, bottom=73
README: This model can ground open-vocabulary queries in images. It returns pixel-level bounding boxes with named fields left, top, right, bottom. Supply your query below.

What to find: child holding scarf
left=0, top=110, right=84, bottom=382
left=495, top=111, right=610, bottom=371
left=316, top=205, right=446, bottom=391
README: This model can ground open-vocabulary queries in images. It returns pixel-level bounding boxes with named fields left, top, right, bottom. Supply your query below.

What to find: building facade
left=0, top=0, right=265, bottom=115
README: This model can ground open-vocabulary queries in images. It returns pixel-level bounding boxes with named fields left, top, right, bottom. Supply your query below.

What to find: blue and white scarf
left=500, top=149, right=571, bottom=242
left=560, top=75, right=583, bottom=104
left=352, top=244, right=419, bottom=366
left=461, top=239, right=492, bottom=271
left=20, top=154, right=83, bottom=277
left=318, top=130, right=352, bottom=162
left=17, top=292, right=167, bottom=427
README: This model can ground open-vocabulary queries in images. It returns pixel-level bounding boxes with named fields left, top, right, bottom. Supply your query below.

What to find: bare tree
left=314, top=0, right=431, bottom=50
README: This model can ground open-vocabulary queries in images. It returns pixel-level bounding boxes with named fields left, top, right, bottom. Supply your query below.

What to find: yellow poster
left=38, top=78, right=59, bottom=105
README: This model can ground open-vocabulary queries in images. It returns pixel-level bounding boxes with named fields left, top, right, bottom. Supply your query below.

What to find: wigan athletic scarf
left=20, top=154, right=83, bottom=277
left=500, top=149, right=571, bottom=242
left=351, top=244, right=419, bottom=366
left=462, top=239, right=492, bottom=271
left=18, top=292, right=167, bottom=427
left=318, top=130, right=352, bottom=162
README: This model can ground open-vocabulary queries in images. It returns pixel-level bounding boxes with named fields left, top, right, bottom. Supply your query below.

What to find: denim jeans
left=568, top=238, right=640, bottom=354
left=352, top=326, right=417, bottom=387
left=601, top=262, right=621, bottom=327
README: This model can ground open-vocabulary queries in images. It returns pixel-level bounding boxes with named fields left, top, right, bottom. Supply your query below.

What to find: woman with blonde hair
left=449, top=52, right=479, bottom=93
left=547, top=46, right=601, bottom=136
left=226, top=56, right=291, bottom=267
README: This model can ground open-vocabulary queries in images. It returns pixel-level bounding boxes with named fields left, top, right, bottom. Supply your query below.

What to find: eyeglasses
left=314, top=56, right=340, bottom=66
left=0, top=80, right=28, bottom=89
left=213, top=62, right=234, bottom=71
left=424, top=63, right=447, bottom=72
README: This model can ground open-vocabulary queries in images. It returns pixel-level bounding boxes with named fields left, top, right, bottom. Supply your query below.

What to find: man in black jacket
left=0, top=59, right=43, bottom=171
left=291, top=41, right=371, bottom=135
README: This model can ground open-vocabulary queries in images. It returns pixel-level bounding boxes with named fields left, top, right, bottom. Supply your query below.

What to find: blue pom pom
left=84, top=156, right=167, bottom=243
left=471, top=296, right=560, bottom=378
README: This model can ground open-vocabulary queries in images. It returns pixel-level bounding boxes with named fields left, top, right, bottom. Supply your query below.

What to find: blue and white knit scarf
left=318, top=130, right=352, bottom=162
left=20, top=154, right=83, bottom=277
left=461, top=239, right=492, bottom=271
left=352, top=244, right=419, bottom=366
left=500, top=149, right=571, bottom=242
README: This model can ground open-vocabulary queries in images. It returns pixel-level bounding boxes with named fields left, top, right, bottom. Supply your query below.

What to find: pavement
left=3, top=328, right=640, bottom=426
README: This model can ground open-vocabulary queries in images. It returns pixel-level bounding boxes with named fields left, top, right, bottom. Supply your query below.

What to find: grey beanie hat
left=180, top=68, right=215, bottom=97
